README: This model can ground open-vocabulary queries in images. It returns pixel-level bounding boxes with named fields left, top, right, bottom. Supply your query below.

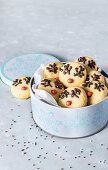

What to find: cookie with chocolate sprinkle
left=75, top=56, right=97, bottom=73
left=43, top=62, right=63, bottom=79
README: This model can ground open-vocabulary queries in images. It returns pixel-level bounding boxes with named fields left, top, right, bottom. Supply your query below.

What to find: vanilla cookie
left=37, top=78, right=64, bottom=102
left=11, top=76, right=31, bottom=99
left=75, top=56, right=97, bottom=73
left=88, top=70, right=105, bottom=84
left=81, top=81, right=108, bottom=105
left=58, top=87, right=87, bottom=108
left=43, top=62, right=63, bottom=79
left=59, top=62, right=87, bottom=87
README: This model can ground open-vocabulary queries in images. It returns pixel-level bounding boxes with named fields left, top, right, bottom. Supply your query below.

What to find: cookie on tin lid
left=59, top=62, right=87, bottom=87
left=11, top=76, right=31, bottom=99
left=74, top=56, right=97, bottom=73
left=37, top=78, right=64, bottom=102
left=58, top=87, right=87, bottom=108
left=81, top=80, right=108, bottom=105
left=43, top=62, right=63, bottom=80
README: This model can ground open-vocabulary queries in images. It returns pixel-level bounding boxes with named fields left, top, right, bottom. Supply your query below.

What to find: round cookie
left=81, top=81, right=108, bottom=105
left=59, top=62, right=87, bottom=87
left=58, top=87, right=87, bottom=108
left=11, top=76, right=31, bottom=99
left=37, top=78, right=64, bottom=102
left=75, top=56, right=97, bottom=73
left=43, top=62, right=63, bottom=79
left=88, top=70, right=105, bottom=84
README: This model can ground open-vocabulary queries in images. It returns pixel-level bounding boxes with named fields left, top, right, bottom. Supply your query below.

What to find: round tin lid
left=0, top=53, right=60, bottom=86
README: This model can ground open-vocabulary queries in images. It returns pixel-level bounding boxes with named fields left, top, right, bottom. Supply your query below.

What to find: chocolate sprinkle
left=71, top=88, right=81, bottom=98
left=54, top=80, right=63, bottom=89
left=46, top=63, right=58, bottom=74
left=78, top=57, right=87, bottom=64
left=94, top=82, right=104, bottom=91
left=74, top=66, right=85, bottom=78
left=86, top=75, right=90, bottom=81
left=91, top=74, right=101, bottom=81
left=59, top=90, right=69, bottom=99
left=41, top=79, right=52, bottom=87
left=88, top=60, right=96, bottom=69
left=82, top=81, right=93, bottom=88
left=23, top=77, right=31, bottom=84
left=12, top=79, right=22, bottom=86
left=60, top=64, right=72, bottom=75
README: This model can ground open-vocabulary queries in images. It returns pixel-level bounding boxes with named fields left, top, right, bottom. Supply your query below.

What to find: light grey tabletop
left=0, top=0, right=108, bottom=170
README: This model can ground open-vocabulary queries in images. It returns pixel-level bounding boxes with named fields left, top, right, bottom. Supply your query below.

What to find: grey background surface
left=0, top=0, right=108, bottom=170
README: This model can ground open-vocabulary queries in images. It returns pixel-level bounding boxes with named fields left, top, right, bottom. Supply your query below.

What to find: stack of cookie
left=37, top=57, right=108, bottom=108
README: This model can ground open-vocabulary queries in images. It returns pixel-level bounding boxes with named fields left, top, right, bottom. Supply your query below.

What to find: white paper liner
left=32, top=64, right=58, bottom=106
left=32, top=65, right=108, bottom=107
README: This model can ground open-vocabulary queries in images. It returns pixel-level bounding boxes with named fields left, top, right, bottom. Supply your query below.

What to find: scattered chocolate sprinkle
left=71, top=88, right=81, bottom=98
left=78, top=57, right=87, bottom=64
left=60, top=64, right=72, bottom=75
left=54, top=80, right=63, bottom=89
left=86, top=75, right=90, bottom=81
left=94, top=82, right=104, bottom=91
left=23, top=77, right=31, bottom=84
left=12, top=79, right=22, bottom=86
left=41, top=79, right=52, bottom=87
left=91, top=74, right=101, bottom=81
left=59, top=90, right=69, bottom=99
left=74, top=65, right=85, bottom=78
left=82, top=81, right=93, bottom=88
left=46, top=63, right=58, bottom=74
left=88, top=60, right=96, bottom=69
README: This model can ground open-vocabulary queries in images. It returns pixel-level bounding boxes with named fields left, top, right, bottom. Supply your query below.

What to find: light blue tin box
left=30, top=75, right=108, bottom=138
left=1, top=53, right=107, bottom=138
